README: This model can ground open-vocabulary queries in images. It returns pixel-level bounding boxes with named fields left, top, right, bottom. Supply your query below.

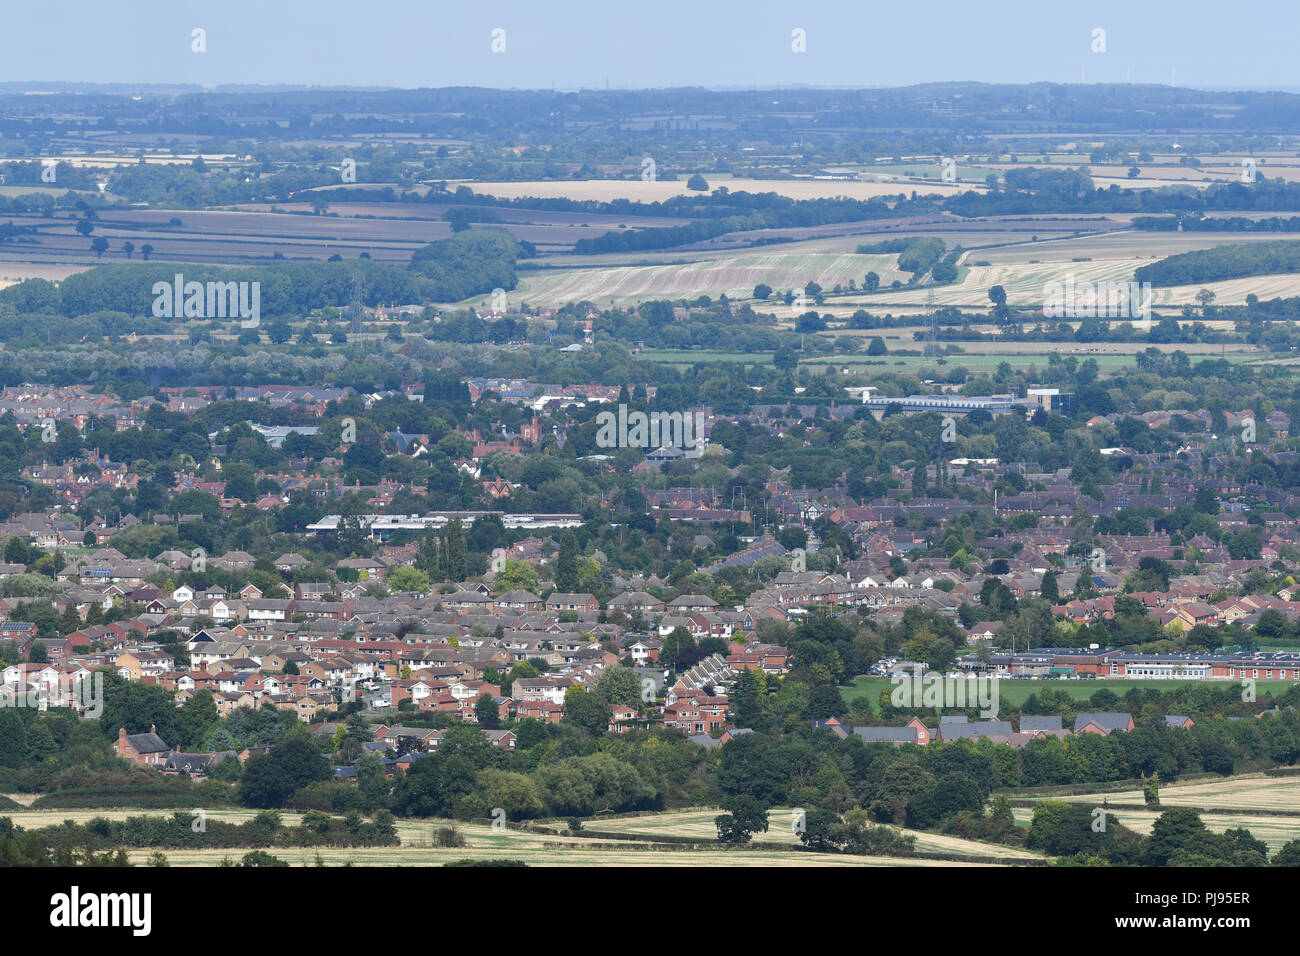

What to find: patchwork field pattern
left=513, top=253, right=905, bottom=306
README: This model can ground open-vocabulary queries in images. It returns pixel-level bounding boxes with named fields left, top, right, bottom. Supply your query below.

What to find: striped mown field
left=513, top=252, right=904, bottom=307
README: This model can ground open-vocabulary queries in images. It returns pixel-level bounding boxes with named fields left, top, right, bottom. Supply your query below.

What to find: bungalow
left=373, top=725, right=443, bottom=754
left=482, top=729, right=516, bottom=749
left=1019, top=715, right=1065, bottom=734
left=852, top=717, right=932, bottom=746
left=937, top=716, right=1013, bottom=744
left=965, top=621, right=1004, bottom=643
left=162, top=751, right=235, bottom=777
left=1074, top=712, right=1136, bottom=735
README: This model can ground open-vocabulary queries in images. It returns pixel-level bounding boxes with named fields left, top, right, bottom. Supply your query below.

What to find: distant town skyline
left=1, top=0, right=1297, bottom=91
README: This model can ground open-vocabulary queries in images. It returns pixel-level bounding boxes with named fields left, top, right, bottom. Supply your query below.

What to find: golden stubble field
left=513, top=252, right=905, bottom=306
left=33, top=154, right=243, bottom=168
left=508, top=224, right=1300, bottom=309
left=462, top=178, right=976, bottom=203
left=1015, top=774, right=1300, bottom=850
left=0, top=263, right=85, bottom=288
left=591, top=808, right=1044, bottom=861
left=12, top=777, right=1300, bottom=863
left=0, top=805, right=1032, bottom=867
left=836, top=230, right=1300, bottom=310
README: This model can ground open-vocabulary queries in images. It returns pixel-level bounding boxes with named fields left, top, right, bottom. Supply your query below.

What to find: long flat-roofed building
left=862, top=394, right=1024, bottom=419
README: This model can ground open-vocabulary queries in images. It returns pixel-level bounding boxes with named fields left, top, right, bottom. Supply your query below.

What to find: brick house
left=544, top=592, right=599, bottom=613
left=114, top=725, right=170, bottom=766
left=662, top=694, right=729, bottom=734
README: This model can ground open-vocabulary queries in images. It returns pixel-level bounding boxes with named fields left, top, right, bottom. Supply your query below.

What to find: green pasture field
left=841, top=676, right=1299, bottom=714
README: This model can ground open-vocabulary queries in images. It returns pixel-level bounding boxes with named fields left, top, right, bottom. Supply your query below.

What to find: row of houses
left=811, top=712, right=1192, bottom=748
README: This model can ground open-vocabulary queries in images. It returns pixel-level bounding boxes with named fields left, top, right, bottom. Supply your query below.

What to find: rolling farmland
left=500, top=217, right=1300, bottom=310
left=590, top=807, right=1044, bottom=861
left=1013, top=774, right=1300, bottom=850
left=462, top=177, right=976, bottom=203
left=512, top=252, right=904, bottom=306
left=824, top=229, right=1300, bottom=310
left=1031, top=773, right=1300, bottom=815
left=5, top=778, right=1297, bottom=864
left=0, top=805, right=1029, bottom=867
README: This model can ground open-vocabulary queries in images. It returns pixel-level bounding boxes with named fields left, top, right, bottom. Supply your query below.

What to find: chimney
left=150, top=723, right=156, bottom=735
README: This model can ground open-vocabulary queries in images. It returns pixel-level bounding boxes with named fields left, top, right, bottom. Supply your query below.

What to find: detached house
left=662, top=694, right=729, bottom=734
left=114, top=725, right=170, bottom=766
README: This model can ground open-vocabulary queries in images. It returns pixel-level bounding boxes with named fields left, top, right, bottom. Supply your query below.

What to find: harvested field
left=513, top=252, right=904, bottom=306
left=1010, top=805, right=1300, bottom=851
left=1013, top=774, right=1300, bottom=850
left=0, top=263, right=86, bottom=288
left=124, top=842, right=979, bottom=867
left=807, top=229, right=1300, bottom=310
left=1037, top=773, right=1300, bottom=815
left=1, top=805, right=1028, bottom=866
left=588, top=807, right=1043, bottom=861
left=462, top=178, right=976, bottom=203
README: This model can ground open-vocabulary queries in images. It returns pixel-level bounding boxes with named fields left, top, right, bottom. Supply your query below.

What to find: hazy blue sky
left=1, top=0, right=1296, bottom=91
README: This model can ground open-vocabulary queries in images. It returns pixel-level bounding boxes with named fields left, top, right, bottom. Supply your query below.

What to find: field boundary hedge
left=993, top=772, right=1228, bottom=799
left=30, top=787, right=239, bottom=810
